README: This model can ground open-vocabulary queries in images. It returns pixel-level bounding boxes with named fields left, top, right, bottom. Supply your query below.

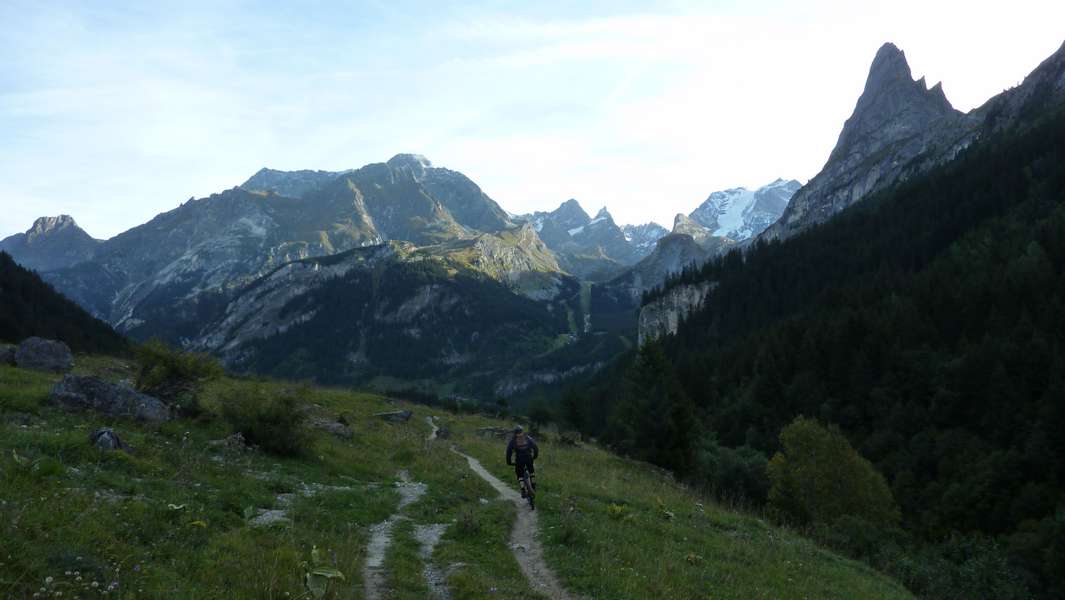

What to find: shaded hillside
left=0, top=252, right=126, bottom=354
left=198, top=240, right=583, bottom=395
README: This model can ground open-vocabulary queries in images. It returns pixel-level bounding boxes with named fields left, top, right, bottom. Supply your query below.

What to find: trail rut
left=451, top=447, right=576, bottom=600
left=363, top=470, right=427, bottom=600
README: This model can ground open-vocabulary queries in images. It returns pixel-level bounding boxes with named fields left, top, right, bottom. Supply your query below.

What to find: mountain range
left=10, top=39, right=1061, bottom=401
left=1, top=145, right=796, bottom=395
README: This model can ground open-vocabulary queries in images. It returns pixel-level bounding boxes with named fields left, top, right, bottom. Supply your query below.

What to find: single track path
left=450, top=443, right=575, bottom=600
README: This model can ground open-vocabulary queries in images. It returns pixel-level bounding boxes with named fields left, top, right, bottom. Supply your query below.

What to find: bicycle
left=520, top=465, right=535, bottom=510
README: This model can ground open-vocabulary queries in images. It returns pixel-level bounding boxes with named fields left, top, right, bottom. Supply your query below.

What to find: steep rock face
left=763, top=43, right=976, bottom=240
left=622, top=222, right=669, bottom=257
left=637, top=282, right=713, bottom=346
left=195, top=242, right=405, bottom=357
left=43, top=186, right=382, bottom=339
left=690, top=179, right=800, bottom=241
left=671, top=214, right=716, bottom=248
left=0, top=215, right=101, bottom=272
left=606, top=234, right=709, bottom=303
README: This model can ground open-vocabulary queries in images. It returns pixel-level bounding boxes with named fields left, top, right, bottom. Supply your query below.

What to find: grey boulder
left=49, top=375, right=171, bottom=422
left=374, top=410, right=412, bottom=423
left=307, top=416, right=354, bottom=439
left=89, top=427, right=132, bottom=452
left=15, top=337, right=74, bottom=372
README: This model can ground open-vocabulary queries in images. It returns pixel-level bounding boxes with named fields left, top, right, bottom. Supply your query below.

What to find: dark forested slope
left=591, top=108, right=1065, bottom=596
left=0, top=252, right=127, bottom=353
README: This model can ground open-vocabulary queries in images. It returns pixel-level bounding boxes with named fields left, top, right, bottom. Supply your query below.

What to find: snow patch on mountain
left=689, top=179, right=801, bottom=241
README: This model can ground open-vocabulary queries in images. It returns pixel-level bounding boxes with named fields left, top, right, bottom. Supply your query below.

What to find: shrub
left=695, top=442, right=770, bottom=504
left=895, top=535, right=1033, bottom=600
left=218, top=383, right=308, bottom=457
left=766, top=416, right=899, bottom=526
left=134, top=339, right=223, bottom=416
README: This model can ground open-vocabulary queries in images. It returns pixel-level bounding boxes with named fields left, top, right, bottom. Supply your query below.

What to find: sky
left=1, top=1, right=1063, bottom=239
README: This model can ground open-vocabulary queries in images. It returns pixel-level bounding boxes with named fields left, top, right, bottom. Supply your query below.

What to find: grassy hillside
left=0, top=356, right=912, bottom=599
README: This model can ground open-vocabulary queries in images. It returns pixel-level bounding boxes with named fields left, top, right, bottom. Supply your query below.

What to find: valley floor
left=0, top=356, right=913, bottom=599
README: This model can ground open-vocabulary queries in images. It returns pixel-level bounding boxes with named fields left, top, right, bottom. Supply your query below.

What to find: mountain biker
left=506, top=425, right=539, bottom=498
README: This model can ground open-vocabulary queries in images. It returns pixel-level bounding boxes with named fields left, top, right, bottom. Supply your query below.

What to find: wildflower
left=92, top=582, right=99, bottom=588
left=45, top=576, right=54, bottom=584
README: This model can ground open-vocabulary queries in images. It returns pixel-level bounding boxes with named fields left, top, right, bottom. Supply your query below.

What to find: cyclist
left=505, top=425, right=539, bottom=498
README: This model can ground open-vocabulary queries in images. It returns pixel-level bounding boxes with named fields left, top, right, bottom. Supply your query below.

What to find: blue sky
left=2, top=0, right=1064, bottom=238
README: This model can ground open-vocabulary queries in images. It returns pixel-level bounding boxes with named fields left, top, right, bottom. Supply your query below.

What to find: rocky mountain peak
left=386, top=153, right=433, bottom=180
left=241, top=167, right=343, bottom=198
left=29, top=215, right=81, bottom=238
left=671, top=213, right=712, bottom=245
left=1, top=214, right=100, bottom=272
left=865, top=42, right=911, bottom=91
left=593, top=207, right=613, bottom=222
left=762, top=42, right=977, bottom=241
left=555, top=199, right=591, bottom=224
left=830, top=42, right=960, bottom=165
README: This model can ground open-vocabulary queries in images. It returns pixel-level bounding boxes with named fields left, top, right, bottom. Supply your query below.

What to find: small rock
left=307, top=416, right=354, bottom=439
left=15, top=337, right=74, bottom=372
left=0, top=343, right=16, bottom=366
left=435, top=425, right=451, bottom=440
left=250, top=509, right=291, bottom=527
left=89, top=427, right=132, bottom=452
left=374, top=410, right=412, bottom=423
left=559, top=431, right=581, bottom=446
left=207, top=432, right=253, bottom=452
left=476, top=427, right=510, bottom=439
left=49, top=375, right=170, bottom=422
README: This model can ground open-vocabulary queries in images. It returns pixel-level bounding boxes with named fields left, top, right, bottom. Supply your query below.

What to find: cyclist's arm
left=506, top=439, right=514, bottom=465
left=530, top=438, right=539, bottom=460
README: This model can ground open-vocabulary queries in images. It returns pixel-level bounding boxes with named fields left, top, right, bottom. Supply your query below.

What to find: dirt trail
left=451, top=447, right=576, bottom=600
left=363, top=470, right=427, bottom=600
left=414, top=523, right=451, bottom=599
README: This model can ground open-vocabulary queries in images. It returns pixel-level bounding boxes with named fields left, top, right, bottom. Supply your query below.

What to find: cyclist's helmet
left=513, top=425, right=524, bottom=434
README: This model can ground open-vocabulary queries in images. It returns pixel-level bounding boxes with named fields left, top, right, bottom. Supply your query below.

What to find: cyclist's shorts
left=514, top=461, right=535, bottom=479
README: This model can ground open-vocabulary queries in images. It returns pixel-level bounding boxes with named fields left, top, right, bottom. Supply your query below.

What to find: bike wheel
left=523, top=470, right=535, bottom=510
